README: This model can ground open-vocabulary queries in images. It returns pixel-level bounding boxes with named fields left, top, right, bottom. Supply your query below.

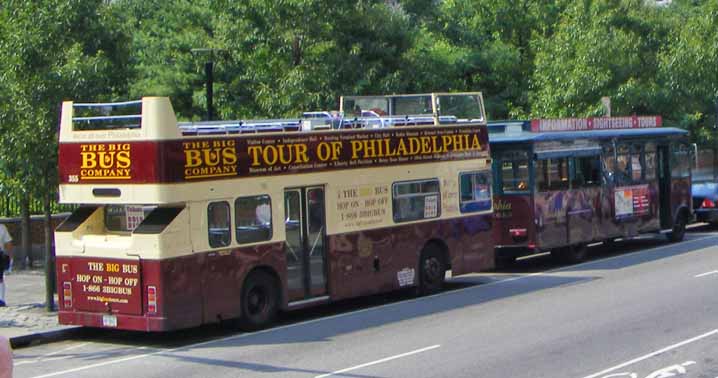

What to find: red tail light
left=63, top=282, right=72, bottom=308
left=702, top=199, right=715, bottom=208
left=147, top=286, right=157, bottom=314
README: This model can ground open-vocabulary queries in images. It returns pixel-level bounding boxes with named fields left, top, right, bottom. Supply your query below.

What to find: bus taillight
left=701, top=199, right=715, bottom=209
left=62, top=282, right=72, bottom=308
left=147, top=286, right=157, bottom=314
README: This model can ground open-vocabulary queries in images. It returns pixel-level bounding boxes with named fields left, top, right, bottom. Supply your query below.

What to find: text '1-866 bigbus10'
left=55, top=93, right=494, bottom=331
left=488, top=117, right=692, bottom=265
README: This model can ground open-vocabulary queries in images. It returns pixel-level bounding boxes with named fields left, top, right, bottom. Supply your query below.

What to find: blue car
left=693, top=181, right=718, bottom=224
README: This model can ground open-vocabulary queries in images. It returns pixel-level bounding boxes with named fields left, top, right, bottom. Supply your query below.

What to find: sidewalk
left=0, top=271, right=78, bottom=345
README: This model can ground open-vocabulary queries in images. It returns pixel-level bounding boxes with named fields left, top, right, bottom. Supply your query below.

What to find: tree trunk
left=44, top=187, right=55, bottom=312
left=19, top=193, right=31, bottom=270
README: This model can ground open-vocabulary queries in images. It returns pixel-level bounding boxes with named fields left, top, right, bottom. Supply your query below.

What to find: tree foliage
left=0, top=0, right=128, bottom=197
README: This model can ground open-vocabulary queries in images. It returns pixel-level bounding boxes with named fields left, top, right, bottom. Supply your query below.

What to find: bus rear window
left=72, top=101, right=142, bottom=131
left=105, top=205, right=157, bottom=232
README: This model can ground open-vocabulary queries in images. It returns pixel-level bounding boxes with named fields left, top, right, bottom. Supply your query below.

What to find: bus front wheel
left=239, top=270, right=279, bottom=331
left=418, top=245, right=446, bottom=296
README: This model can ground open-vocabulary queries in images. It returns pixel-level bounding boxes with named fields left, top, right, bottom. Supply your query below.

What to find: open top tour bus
left=55, top=93, right=494, bottom=331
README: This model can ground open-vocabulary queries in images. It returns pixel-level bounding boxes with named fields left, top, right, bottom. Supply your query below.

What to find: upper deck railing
left=60, top=93, right=485, bottom=142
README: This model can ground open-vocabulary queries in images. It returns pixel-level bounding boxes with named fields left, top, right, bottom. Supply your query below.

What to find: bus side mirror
left=692, top=143, right=698, bottom=169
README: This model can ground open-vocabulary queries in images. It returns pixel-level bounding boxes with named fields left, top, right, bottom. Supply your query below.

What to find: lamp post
left=191, top=48, right=224, bottom=121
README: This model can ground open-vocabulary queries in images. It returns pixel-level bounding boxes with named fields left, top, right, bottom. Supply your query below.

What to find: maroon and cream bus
left=55, top=93, right=494, bottom=331
left=488, top=117, right=692, bottom=264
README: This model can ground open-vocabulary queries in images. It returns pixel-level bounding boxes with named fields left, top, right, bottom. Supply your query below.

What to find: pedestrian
left=0, top=223, right=13, bottom=307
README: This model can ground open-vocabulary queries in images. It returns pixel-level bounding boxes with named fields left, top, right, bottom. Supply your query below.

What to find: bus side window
left=393, top=179, right=441, bottom=222
left=208, top=201, right=231, bottom=248
left=631, top=144, right=644, bottom=182
left=536, top=158, right=568, bottom=191
left=536, top=159, right=549, bottom=191
left=571, top=156, right=600, bottom=188
left=671, top=143, right=691, bottom=178
left=459, top=171, right=491, bottom=213
left=235, top=195, right=272, bottom=244
left=645, top=143, right=656, bottom=180
left=615, top=144, right=631, bottom=186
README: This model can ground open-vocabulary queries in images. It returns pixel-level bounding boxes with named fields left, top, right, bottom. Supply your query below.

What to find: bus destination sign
left=531, top=116, right=662, bottom=133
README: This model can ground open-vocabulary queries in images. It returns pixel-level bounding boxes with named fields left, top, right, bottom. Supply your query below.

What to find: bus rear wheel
left=667, top=213, right=687, bottom=243
left=551, top=244, right=588, bottom=264
left=418, top=245, right=446, bottom=296
left=239, top=270, right=279, bottom=331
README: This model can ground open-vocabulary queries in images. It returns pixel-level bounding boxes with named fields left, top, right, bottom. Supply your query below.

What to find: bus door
left=658, top=145, right=672, bottom=228
left=284, top=187, right=328, bottom=303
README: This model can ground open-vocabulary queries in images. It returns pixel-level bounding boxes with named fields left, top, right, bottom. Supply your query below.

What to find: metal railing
left=0, top=194, right=76, bottom=218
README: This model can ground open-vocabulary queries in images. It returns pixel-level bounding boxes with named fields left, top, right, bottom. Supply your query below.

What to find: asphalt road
left=12, top=229, right=718, bottom=378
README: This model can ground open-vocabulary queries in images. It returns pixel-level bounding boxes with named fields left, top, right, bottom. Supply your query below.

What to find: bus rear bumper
left=58, top=310, right=172, bottom=332
left=494, top=245, right=537, bottom=259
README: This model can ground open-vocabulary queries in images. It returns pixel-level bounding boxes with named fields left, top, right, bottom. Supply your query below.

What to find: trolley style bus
left=488, top=117, right=692, bottom=264
left=55, top=93, right=494, bottom=331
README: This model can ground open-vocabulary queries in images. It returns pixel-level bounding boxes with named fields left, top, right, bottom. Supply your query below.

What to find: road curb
left=10, top=326, right=84, bottom=349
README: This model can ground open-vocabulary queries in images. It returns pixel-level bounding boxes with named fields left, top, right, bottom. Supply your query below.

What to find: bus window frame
left=671, top=142, right=692, bottom=179
left=570, top=155, right=602, bottom=188
left=536, top=157, right=570, bottom=192
left=392, top=178, right=441, bottom=223
left=208, top=201, right=232, bottom=248
left=496, top=149, right=531, bottom=195
left=459, top=170, right=492, bottom=213
left=104, top=204, right=157, bottom=234
left=235, top=195, right=273, bottom=245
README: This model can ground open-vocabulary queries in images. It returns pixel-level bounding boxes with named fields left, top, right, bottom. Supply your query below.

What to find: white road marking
left=15, top=342, right=89, bottom=366
left=582, top=329, right=718, bottom=378
left=29, top=348, right=164, bottom=378
left=25, top=234, right=718, bottom=377
left=695, top=270, right=718, bottom=278
left=314, top=344, right=441, bottom=378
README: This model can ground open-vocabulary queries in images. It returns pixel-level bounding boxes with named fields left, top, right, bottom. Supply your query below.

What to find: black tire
left=495, top=255, right=517, bottom=269
left=239, top=270, right=279, bottom=331
left=667, top=213, right=687, bottom=243
left=418, top=245, right=446, bottom=296
left=551, top=244, right=588, bottom=264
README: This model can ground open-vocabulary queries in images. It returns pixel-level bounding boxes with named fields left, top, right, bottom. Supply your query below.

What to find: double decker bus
left=488, top=117, right=692, bottom=264
left=55, top=93, right=494, bottom=331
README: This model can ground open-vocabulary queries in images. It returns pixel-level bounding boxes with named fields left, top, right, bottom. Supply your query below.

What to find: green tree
left=0, top=0, right=128, bottom=307
left=213, top=0, right=413, bottom=118
left=399, top=0, right=571, bottom=119
left=119, top=0, right=214, bottom=119
left=529, top=0, right=671, bottom=118
left=658, top=0, right=718, bottom=144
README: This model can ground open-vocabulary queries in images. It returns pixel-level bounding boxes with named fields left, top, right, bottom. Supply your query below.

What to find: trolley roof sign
left=530, top=115, right=662, bottom=132
left=58, top=94, right=489, bottom=203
